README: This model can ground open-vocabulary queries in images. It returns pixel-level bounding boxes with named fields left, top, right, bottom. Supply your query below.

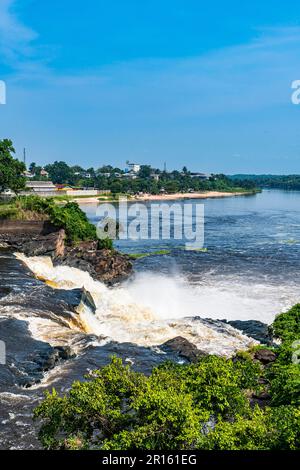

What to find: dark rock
left=0, top=223, right=66, bottom=259
left=0, top=287, right=10, bottom=298
left=22, top=229, right=65, bottom=258
left=252, top=391, right=271, bottom=401
left=56, top=246, right=133, bottom=284
left=225, top=320, right=273, bottom=345
left=254, top=349, right=277, bottom=364
left=0, top=318, right=78, bottom=389
left=1, top=219, right=132, bottom=284
left=160, top=336, right=207, bottom=363
left=54, top=346, right=76, bottom=360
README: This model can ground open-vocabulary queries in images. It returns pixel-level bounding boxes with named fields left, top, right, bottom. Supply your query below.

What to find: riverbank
left=72, top=189, right=258, bottom=204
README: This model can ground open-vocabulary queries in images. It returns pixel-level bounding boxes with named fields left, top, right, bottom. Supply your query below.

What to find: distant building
left=190, top=173, right=211, bottom=180
left=40, top=168, right=49, bottom=178
left=126, top=162, right=141, bottom=174
left=123, top=172, right=137, bottom=180
left=23, top=170, right=34, bottom=179
left=151, top=173, right=160, bottom=181
left=26, top=181, right=56, bottom=193
left=55, top=184, right=73, bottom=191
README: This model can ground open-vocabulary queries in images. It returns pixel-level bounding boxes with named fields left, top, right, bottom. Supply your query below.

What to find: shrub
left=271, top=304, right=300, bottom=341
left=34, top=356, right=261, bottom=450
left=267, top=363, right=300, bottom=406
left=197, top=406, right=300, bottom=450
left=16, top=196, right=98, bottom=244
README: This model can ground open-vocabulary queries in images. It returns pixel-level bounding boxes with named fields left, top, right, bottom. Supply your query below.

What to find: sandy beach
left=73, top=190, right=254, bottom=204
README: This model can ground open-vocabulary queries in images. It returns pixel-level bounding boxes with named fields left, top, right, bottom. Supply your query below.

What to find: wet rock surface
left=0, top=222, right=64, bottom=258
left=0, top=318, right=76, bottom=389
left=224, top=319, right=273, bottom=345
left=55, top=244, right=133, bottom=284
left=160, top=336, right=207, bottom=363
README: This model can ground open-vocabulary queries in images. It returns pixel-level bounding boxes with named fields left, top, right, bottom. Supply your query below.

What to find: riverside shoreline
left=72, top=190, right=258, bottom=204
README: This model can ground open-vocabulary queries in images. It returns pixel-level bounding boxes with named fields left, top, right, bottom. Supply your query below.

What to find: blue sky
left=1, top=0, right=300, bottom=173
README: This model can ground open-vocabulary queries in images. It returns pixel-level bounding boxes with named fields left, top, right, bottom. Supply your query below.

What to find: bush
left=198, top=406, right=300, bottom=450
left=267, top=364, right=300, bottom=406
left=271, top=304, right=300, bottom=341
left=16, top=196, right=98, bottom=244
left=34, top=356, right=261, bottom=450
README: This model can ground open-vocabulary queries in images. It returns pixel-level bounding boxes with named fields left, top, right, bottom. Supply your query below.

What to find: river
left=0, top=189, right=300, bottom=448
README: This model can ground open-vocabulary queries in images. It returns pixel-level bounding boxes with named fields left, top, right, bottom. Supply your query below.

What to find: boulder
left=0, top=318, right=74, bottom=389
left=254, top=348, right=277, bottom=364
left=161, top=336, right=207, bottom=363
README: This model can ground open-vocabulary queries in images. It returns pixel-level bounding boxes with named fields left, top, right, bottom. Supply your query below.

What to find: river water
left=85, top=189, right=300, bottom=323
left=0, top=189, right=300, bottom=448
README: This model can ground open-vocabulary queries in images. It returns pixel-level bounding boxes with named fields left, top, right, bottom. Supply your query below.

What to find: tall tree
left=0, top=139, right=26, bottom=193
left=44, top=161, right=72, bottom=184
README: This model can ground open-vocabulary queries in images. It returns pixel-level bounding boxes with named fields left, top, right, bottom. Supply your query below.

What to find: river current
left=0, top=189, right=300, bottom=448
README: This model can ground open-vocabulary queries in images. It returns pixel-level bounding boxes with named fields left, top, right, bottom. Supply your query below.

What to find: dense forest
left=230, top=174, right=300, bottom=191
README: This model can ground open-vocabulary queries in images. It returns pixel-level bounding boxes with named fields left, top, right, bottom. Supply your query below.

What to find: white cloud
left=0, top=0, right=37, bottom=65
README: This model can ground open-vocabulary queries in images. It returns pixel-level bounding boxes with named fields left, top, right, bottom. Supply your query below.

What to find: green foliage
left=16, top=196, right=97, bottom=243
left=26, top=158, right=256, bottom=195
left=267, top=364, right=300, bottom=406
left=129, top=250, right=171, bottom=259
left=44, top=161, right=73, bottom=185
left=0, top=139, right=26, bottom=193
left=34, top=355, right=262, bottom=450
left=34, top=303, right=300, bottom=451
left=198, top=406, right=300, bottom=450
left=98, top=237, right=114, bottom=250
left=230, top=174, right=300, bottom=191
left=271, top=304, right=300, bottom=341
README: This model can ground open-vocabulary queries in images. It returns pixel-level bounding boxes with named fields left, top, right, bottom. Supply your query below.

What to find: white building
left=127, top=162, right=141, bottom=174
left=26, top=181, right=57, bottom=193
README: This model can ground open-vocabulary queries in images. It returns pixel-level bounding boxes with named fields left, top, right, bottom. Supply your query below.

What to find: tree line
left=30, top=160, right=256, bottom=194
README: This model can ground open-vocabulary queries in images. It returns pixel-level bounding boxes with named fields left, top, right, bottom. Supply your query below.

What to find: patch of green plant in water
left=129, top=250, right=171, bottom=259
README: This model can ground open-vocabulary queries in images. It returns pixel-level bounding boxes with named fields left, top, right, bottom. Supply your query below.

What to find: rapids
left=15, top=253, right=257, bottom=356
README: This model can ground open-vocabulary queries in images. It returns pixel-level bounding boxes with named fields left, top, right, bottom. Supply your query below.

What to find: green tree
left=138, top=165, right=152, bottom=179
left=44, top=161, right=72, bottom=184
left=0, top=139, right=26, bottom=193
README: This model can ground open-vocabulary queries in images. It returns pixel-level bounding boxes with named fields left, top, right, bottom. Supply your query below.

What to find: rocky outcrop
left=0, top=221, right=65, bottom=258
left=160, top=336, right=207, bottom=363
left=0, top=220, right=132, bottom=284
left=55, top=242, right=133, bottom=284
left=0, top=318, right=76, bottom=389
left=225, top=320, right=273, bottom=345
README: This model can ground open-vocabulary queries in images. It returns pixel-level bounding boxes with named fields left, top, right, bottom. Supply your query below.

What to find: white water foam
left=15, top=254, right=258, bottom=356
left=125, top=271, right=298, bottom=324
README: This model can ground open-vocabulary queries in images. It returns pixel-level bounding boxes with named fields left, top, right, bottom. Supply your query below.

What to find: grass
left=0, top=199, right=48, bottom=220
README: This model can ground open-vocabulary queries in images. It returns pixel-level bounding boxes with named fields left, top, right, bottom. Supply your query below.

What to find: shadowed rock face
left=225, top=320, right=273, bottom=345
left=0, top=318, right=75, bottom=389
left=0, top=221, right=65, bottom=258
left=0, top=220, right=132, bottom=284
left=54, top=244, right=133, bottom=284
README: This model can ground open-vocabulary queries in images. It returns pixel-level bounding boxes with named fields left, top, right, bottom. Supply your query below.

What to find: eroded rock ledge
left=0, top=220, right=132, bottom=284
